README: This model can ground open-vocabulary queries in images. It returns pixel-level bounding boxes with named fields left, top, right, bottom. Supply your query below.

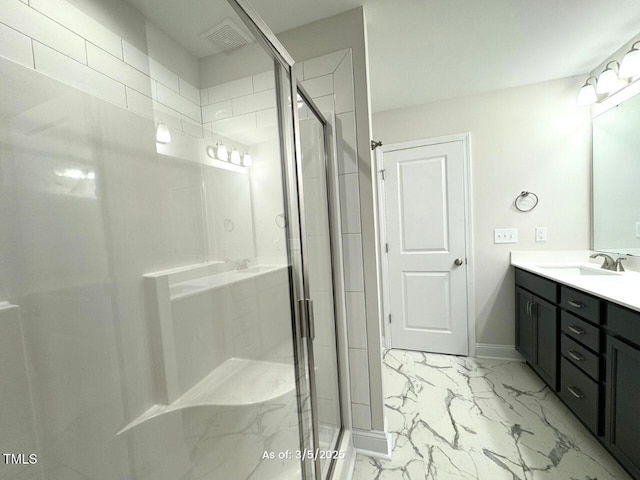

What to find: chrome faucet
left=226, top=257, right=252, bottom=270
left=615, top=257, right=627, bottom=272
left=589, top=253, right=616, bottom=271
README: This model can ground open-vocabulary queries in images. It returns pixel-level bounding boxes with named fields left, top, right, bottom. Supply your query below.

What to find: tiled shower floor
left=352, top=349, right=630, bottom=479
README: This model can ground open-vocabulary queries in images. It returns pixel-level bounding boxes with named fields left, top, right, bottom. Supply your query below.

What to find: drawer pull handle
left=568, top=325, right=584, bottom=335
left=568, top=300, right=586, bottom=309
left=568, top=350, right=584, bottom=362
left=567, top=385, right=584, bottom=399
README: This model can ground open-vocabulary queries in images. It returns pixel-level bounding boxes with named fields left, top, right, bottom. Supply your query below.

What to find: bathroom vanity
left=512, top=252, right=640, bottom=479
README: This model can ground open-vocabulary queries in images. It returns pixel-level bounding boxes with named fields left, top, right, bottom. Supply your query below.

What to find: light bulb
left=156, top=123, right=171, bottom=144
left=206, top=146, right=216, bottom=159
left=230, top=147, right=242, bottom=165
left=596, top=62, right=620, bottom=94
left=577, top=79, right=597, bottom=106
left=242, top=152, right=253, bottom=167
left=216, top=142, right=228, bottom=161
left=619, top=43, right=640, bottom=79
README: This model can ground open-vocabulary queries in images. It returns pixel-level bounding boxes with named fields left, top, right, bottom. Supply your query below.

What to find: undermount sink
left=537, top=265, right=621, bottom=276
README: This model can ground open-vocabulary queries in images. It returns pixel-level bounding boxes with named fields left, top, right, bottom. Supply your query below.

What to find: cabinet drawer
left=560, top=286, right=601, bottom=324
left=515, top=269, right=557, bottom=303
left=561, top=311, right=600, bottom=352
left=607, top=303, right=640, bottom=348
left=561, top=334, right=599, bottom=381
left=560, top=357, right=599, bottom=434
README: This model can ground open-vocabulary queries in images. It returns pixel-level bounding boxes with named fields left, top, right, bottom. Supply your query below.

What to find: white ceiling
left=126, top=0, right=640, bottom=113
left=361, top=0, right=640, bottom=112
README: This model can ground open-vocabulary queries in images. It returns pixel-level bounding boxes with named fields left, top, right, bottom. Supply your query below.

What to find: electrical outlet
left=494, top=228, right=518, bottom=244
left=535, top=227, right=547, bottom=242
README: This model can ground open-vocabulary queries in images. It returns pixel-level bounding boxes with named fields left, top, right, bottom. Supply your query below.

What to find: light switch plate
left=494, top=228, right=518, bottom=244
left=535, top=226, right=547, bottom=242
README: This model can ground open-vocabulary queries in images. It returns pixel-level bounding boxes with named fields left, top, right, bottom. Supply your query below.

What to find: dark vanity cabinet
left=515, top=267, right=640, bottom=479
left=605, top=304, right=640, bottom=478
left=515, top=270, right=558, bottom=390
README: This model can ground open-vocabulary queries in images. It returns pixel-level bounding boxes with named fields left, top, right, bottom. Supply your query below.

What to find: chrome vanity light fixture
left=577, top=76, right=598, bottom=106
left=619, top=41, right=640, bottom=79
left=596, top=61, right=620, bottom=94
left=241, top=151, right=253, bottom=167
left=215, top=142, right=228, bottom=161
left=230, top=146, right=242, bottom=165
left=155, top=122, right=172, bottom=144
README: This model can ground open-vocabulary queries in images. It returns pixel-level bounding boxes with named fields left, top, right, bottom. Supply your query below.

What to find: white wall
left=374, top=76, right=592, bottom=347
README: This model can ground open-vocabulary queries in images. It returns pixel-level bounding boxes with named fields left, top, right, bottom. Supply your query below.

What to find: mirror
left=592, top=93, right=640, bottom=256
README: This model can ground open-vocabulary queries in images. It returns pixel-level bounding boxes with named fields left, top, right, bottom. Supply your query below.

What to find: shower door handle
left=297, top=298, right=315, bottom=340
left=307, top=299, right=315, bottom=341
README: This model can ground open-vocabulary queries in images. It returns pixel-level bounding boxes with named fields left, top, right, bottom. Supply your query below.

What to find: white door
left=382, top=140, right=469, bottom=355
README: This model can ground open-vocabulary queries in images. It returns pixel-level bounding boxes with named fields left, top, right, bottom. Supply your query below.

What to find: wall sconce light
left=215, top=142, right=228, bottom=161
left=230, top=147, right=242, bottom=165
left=156, top=122, right=172, bottom=144
left=242, top=152, right=253, bottom=167
left=577, top=76, right=598, bottom=106
left=596, top=61, right=620, bottom=94
left=619, top=41, right=640, bottom=79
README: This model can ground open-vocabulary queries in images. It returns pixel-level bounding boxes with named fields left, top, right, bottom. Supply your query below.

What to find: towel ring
left=275, top=213, right=286, bottom=229
left=514, top=191, right=539, bottom=212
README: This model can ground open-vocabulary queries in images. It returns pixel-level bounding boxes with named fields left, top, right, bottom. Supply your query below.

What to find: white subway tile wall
left=291, top=49, right=372, bottom=431
left=351, top=402, right=372, bottom=431
left=122, top=40, right=150, bottom=76
left=33, top=41, right=126, bottom=106
left=349, top=347, right=371, bottom=405
left=207, top=77, right=253, bottom=104
left=339, top=173, right=362, bottom=234
left=87, top=43, right=153, bottom=98
left=202, top=101, right=233, bottom=123
left=0, top=22, right=33, bottom=68
left=30, top=0, right=123, bottom=58
left=0, top=0, right=86, bottom=63
left=303, top=49, right=347, bottom=81
left=0, top=0, right=205, bottom=137
left=252, top=70, right=275, bottom=92
left=346, top=292, right=367, bottom=349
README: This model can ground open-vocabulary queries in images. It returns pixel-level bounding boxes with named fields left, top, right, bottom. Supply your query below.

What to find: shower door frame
left=228, top=1, right=346, bottom=478
left=294, top=84, right=346, bottom=479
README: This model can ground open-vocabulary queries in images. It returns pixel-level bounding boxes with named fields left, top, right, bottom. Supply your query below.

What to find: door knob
left=454, top=258, right=464, bottom=266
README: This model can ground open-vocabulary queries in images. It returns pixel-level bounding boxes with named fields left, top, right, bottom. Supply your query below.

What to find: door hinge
left=388, top=314, right=392, bottom=324
left=380, top=169, right=385, bottom=180
left=385, top=243, right=389, bottom=253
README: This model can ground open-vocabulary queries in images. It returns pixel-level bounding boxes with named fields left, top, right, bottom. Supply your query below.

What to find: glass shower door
left=0, top=0, right=314, bottom=479
left=296, top=89, right=344, bottom=479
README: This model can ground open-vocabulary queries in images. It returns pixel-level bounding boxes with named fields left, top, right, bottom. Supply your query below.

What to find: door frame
left=375, top=133, right=476, bottom=357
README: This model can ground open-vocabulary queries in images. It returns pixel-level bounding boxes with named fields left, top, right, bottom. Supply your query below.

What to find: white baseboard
left=352, top=419, right=393, bottom=459
left=475, top=343, right=524, bottom=361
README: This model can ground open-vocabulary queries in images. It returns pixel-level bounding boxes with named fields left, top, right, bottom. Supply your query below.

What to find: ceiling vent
left=201, top=18, right=252, bottom=55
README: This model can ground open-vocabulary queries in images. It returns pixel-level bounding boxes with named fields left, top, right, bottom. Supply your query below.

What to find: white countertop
left=511, top=251, right=640, bottom=313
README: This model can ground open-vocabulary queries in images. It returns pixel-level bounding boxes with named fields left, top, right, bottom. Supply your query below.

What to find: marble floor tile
left=353, top=350, right=631, bottom=480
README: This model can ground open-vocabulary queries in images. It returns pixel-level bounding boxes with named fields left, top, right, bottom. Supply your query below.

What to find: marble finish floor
left=353, top=350, right=631, bottom=480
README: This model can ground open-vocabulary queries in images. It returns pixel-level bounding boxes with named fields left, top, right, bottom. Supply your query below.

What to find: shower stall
left=0, top=0, right=347, bottom=478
